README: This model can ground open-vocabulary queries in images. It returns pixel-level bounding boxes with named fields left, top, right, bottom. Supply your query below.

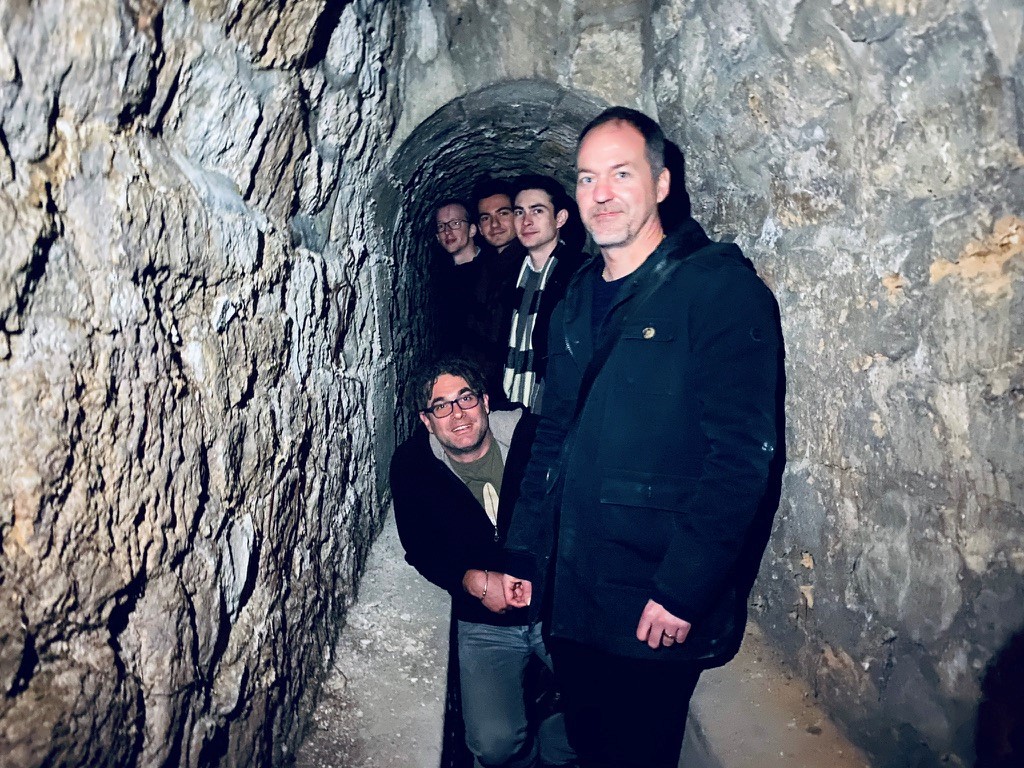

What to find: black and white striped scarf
left=502, top=254, right=559, bottom=409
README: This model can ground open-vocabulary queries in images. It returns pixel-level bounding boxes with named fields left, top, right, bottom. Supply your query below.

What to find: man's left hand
left=636, top=599, right=692, bottom=650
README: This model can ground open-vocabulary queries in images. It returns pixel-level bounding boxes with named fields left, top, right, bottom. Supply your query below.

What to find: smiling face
left=477, top=193, right=516, bottom=250
left=575, top=120, right=669, bottom=253
left=513, top=188, right=568, bottom=255
left=435, top=203, right=477, bottom=257
left=418, top=373, right=492, bottom=462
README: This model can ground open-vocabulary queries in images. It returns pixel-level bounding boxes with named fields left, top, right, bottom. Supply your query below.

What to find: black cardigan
left=390, top=411, right=538, bottom=626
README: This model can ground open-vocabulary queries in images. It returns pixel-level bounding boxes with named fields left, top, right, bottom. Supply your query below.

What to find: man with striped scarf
left=502, top=175, right=582, bottom=412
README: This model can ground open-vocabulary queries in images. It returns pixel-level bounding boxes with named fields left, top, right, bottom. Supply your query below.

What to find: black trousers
left=550, top=638, right=703, bottom=768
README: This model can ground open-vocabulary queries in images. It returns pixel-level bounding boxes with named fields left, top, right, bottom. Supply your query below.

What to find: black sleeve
left=390, top=438, right=472, bottom=596
left=651, top=266, right=783, bottom=621
left=502, top=307, right=577, bottom=583
left=496, top=413, right=540, bottom=541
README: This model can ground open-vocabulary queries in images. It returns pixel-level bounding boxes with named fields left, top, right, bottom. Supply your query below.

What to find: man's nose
left=593, top=177, right=612, bottom=202
left=452, top=405, right=466, bottom=418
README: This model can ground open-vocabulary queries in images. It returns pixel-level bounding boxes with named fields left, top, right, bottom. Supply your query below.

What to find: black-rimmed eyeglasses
left=422, top=392, right=481, bottom=418
left=436, top=219, right=469, bottom=234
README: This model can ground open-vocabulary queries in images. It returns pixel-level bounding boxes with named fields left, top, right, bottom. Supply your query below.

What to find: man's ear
left=419, top=411, right=434, bottom=433
left=482, top=393, right=490, bottom=414
left=469, top=223, right=478, bottom=238
left=656, top=168, right=671, bottom=204
left=556, top=209, right=569, bottom=229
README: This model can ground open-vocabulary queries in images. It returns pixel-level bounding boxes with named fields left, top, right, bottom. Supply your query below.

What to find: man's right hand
left=463, top=569, right=510, bottom=613
left=502, top=574, right=532, bottom=608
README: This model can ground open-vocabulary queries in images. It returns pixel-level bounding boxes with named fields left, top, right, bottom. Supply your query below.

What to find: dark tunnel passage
left=373, top=80, right=605, bottom=407
left=376, top=80, right=604, bottom=246
left=4, top=1, right=1023, bottom=765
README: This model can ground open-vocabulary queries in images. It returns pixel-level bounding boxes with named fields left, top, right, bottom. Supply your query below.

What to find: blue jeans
left=457, top=621, right=575, bottom=768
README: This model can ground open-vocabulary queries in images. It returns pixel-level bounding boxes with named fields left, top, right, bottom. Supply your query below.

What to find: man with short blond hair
left=436, top=198, right=478, bottom=265
left=431, top=198, right=493, bottom=371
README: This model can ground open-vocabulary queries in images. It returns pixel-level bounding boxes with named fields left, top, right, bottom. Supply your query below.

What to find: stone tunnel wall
left=0, top=1, right=408, bottom=765
left=1, top=1, right=1022, bottom=767
left=394, top=2, right=1022, bottom=767
left=648, top=4, right=1023, bottom=766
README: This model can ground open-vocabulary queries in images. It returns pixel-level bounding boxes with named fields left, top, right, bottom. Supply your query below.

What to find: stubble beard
left=588, top=221, right=635, bottom=250
left=488, top=231, right=514, bottom=249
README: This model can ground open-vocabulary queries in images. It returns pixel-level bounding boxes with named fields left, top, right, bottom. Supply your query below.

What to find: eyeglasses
left=436, top=219, right=468, bottom=234
left=422, top=392, right=481, bottom=418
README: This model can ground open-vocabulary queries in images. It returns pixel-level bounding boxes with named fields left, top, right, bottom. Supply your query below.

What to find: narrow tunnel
left=1, top=2, right=1022, bottom=768
left=374, top=80, right=603, bottom=392
left=373, top=80, right=605, bottom=417
left=377, top=80, right=602, bottom=226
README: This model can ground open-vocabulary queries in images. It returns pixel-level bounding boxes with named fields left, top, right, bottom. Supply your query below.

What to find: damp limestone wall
left=1, top=1, right=407, bottom=765
left=1, top=1, right=1022, bottom=767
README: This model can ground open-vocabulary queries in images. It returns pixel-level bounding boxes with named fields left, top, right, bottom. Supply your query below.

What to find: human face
left=576, top=121, right=670, bottom=251
left=513, top=189, right=568, bottom=254
left=435, top=204, right=476, bottom=255
left=418, top=374, right=492, bottom=462
left=477, top=194, right=516, bottom=250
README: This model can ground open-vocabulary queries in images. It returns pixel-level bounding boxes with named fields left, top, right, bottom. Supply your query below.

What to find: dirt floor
left=294, top=512, right=872, bottom=768
left=294, top=513, right=448, bottom=768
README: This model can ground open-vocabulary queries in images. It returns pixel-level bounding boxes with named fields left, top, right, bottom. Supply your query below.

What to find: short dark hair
left=471, top=178, right=514, bottom=214
left=434, top=198, right=471, bottom=220
left=579, top=107, right=692, bottom=225
left=579, top=106, right=666, bottom=177
left=511, top=174, right=572, bottom=216
left=414, top=357, right=487, bottom=410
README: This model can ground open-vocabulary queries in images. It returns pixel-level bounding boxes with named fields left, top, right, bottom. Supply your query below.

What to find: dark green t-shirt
left=449, top=440, right=504, bottom=527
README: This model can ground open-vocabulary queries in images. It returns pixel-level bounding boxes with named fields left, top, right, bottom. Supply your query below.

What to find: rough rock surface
left=2, top=1, right=1022, bottom=767
left=385, top=2, right=1023, bottom=766
left=1, top=1, right=407, bottom=765
left=649, top=4, right=1023, bottom=766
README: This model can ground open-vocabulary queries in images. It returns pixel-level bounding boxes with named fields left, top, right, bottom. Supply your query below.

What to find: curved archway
left=376, top=79, right=604, bottom=243
left=373, top=79, right=605, bottom=409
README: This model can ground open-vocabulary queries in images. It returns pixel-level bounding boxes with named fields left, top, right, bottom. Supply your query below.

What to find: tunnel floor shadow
left=976, top=626, right=1024, bottom=768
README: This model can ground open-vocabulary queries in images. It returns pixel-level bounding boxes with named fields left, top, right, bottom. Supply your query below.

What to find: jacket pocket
left=612, top=319, right=685, bottom=396
left=591, top=473, right=695, bottom=583
left=599, top=473, right=693, bottom=512
left=619, top=318, right=678, bottom=343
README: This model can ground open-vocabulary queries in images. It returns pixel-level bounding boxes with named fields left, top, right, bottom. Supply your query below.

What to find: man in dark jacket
left=431, top=198, right=496, bottom=381
left=391, top=358, right=574, bottom=768
left=501, top=175, right=581, bottom=412
left=499, top=108, right=785, bottom=767
left=471, top=178, right=526, bottom=405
